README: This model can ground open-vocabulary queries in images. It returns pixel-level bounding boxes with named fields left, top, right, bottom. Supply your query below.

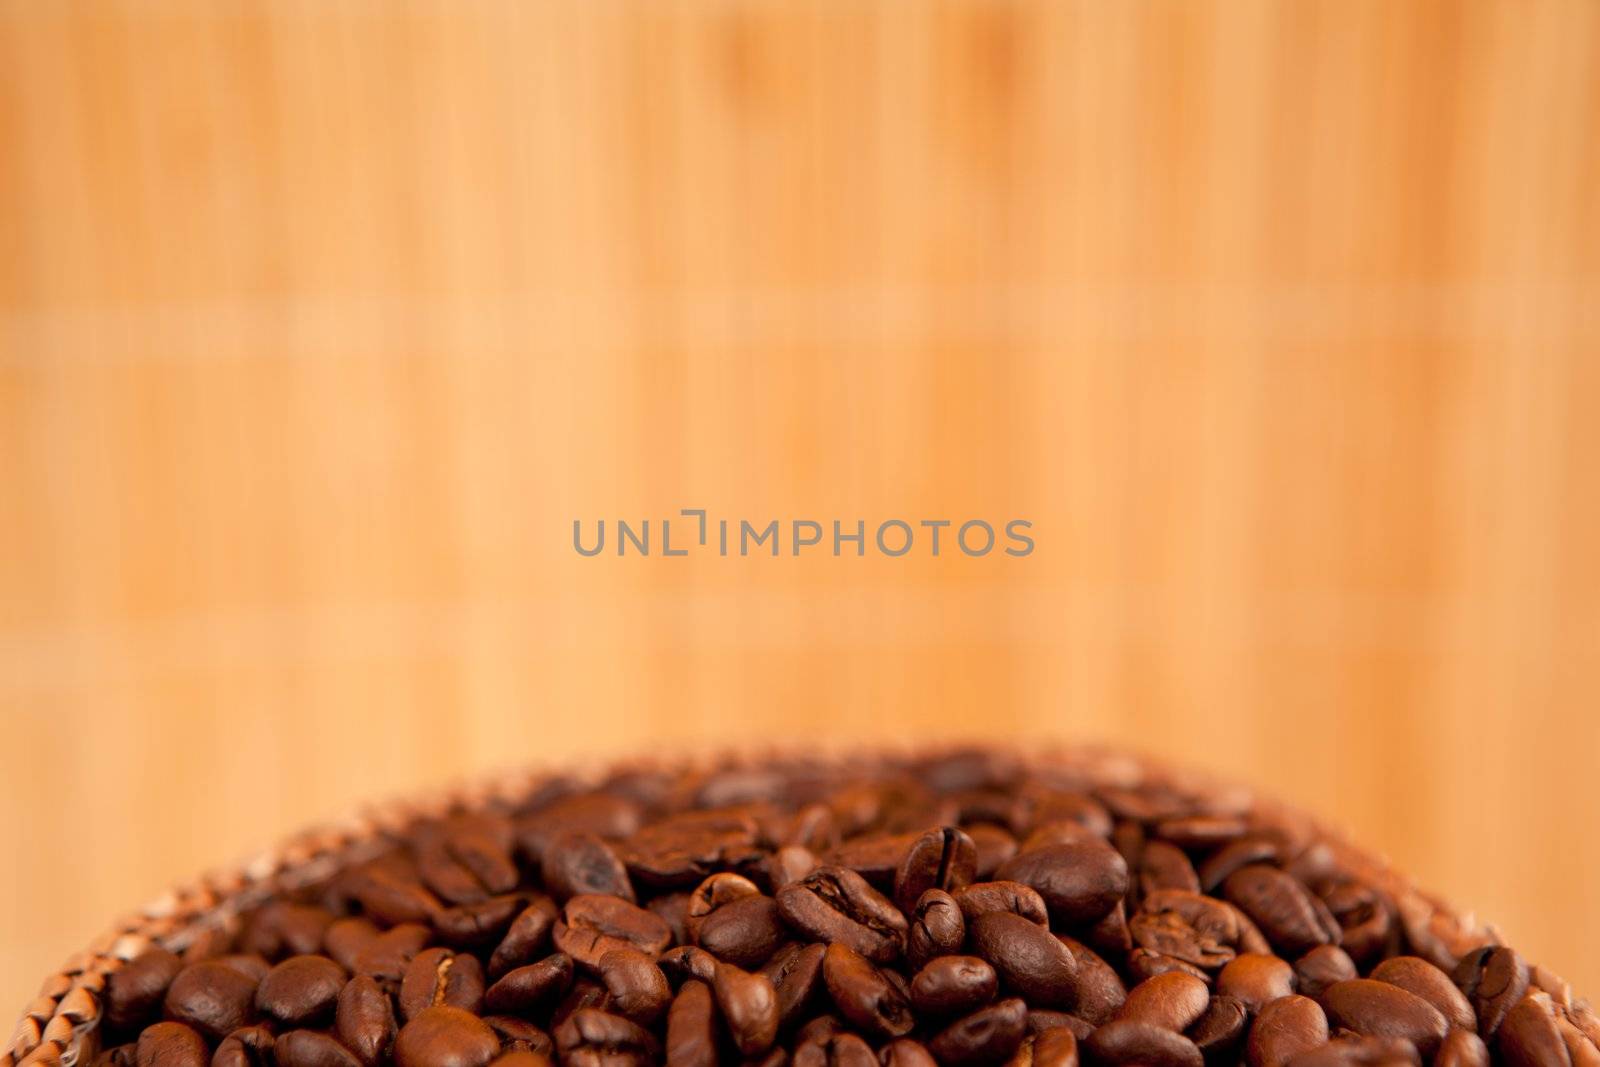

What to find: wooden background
left=2, top=0, right=1598, bottom=1021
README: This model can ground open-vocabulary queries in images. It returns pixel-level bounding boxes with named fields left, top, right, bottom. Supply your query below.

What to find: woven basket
left=5, top=752, right=1594, bottom=1067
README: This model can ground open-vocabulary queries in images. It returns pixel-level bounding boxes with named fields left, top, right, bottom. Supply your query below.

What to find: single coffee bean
left=482, top=1016, right=553, bottom=1057
left=1498, top=993, right=1574, bottom=1067
left=995, top=841, right=1129, bottom=926
left=1115, top=972, right=1210, bottom=1032
left=1368, top=957, right=1476, bottom=1032
left=1452, top=946, right=1530, bottom=1040
left=1222, top=867, right=1340, bottom=957
left=135, top=1021, right=208, bottom=1067
left=822, top=943, right=915, bottom=1040
left=1058, top=937, right=1127, bottom=1025
left=353, top=923, right=434, bottom=989
left=908, top=889, right=967, bottom=970
left=554, top=1008, right=659, bottom=1067
left=1139, top=842, right=1201, bottom=899
left=395, top=1005, right=502, bottom=1067
left=954, top=882, right=1050, bottom=927
left=257, top=954, right=349, bottom=1026
left=713, top=960, right=781, bottom=1055
left=910, top=956, right=998, bottom=1018
left=1198, top=835, right=1284, bottom=893
left=1028, top=1026, right=1080, bottom=1067
left=106, top=948, right=184, bottom=1029
left=337, top=973, right=398, bottom=1065
left=1153, top=816, right=1248, bottom=851
left=800, top=1032, right=878, bottom=1067
left=1435, top=1028, right=1492, bottom=1067
left=1323, top=980, right=1447, bottom=1059
left=1026, top=1011, right=1095, bottom=1039
left=242, top=902, right=338, bottom=959
left=695, top=895, right=787, bottom=969
left=894, top=827, right=979, bottom=914
left=432, top=895, right=526, bottom=950
left=326, top=917, right=383, bottom=971
left=928, top=997, right=1029, bottom=1067
left=400, top=947, right=486, bottom=1020
left=662, top=945, right=721, bottom=989
left=483, top=954, right=574, bottom=1016
left=1187, top=994, right=1249, bottom=1059
left=163, top=959, right=260, bottom=1041
left=596, top=947, right=671, bottom=1025
left=1083, top=1020, right=1204, bottom=1067
left=488, top=896, right=560, bottom=978
left=218, top=954, right=274, bottom=982
left=1126, top=949, right=1211, bottom=985
left=665, top=980, right=718, bottom=1067
left=776, top=867, right=908, bottom=964
left=1217, top=953, right=1297, bottom=1012
left=1248, top=995, right=1330, bottom=1067
left=1294, top=946, right=1359, bottom=1002
left=763, top=942, right=827, bottom=1029
left=969, top=911, right=1078, bottom=1010
left=1282, top=1036, right=1421, bottom=1067
left=275, top=1030, right=366, bottom=1067
left=968, top=825, right=1021, bottom=880
left=553, top=895, right=673, bottom=969
left=212, top=1026, right=275, bottom=1067
left=882, top=1037, right=940, bottom=1067
left=542, top=833, right=636, bottom=904
left=1317, top=882, right=1395, bottom=967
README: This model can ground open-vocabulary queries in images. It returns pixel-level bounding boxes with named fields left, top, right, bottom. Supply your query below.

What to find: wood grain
left=2, top=0, right=1598, bottom=1019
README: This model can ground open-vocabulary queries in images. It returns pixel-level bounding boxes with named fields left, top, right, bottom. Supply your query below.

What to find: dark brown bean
left=1498, top=993, right=1574, bottom=1067
left=487, top=896, right=560, bottom=979
left=106, top=948, right=184, bottom=1030
left=1283, top=1036, right=1421, bottom=1067
left=400, top=947, right=486, bottom=1020
left=135, top=1021, right=208, bottom=1067
left=211, top=1026, right=276, bottom=1067
left=394, top=1005, right=502, bottom=1067
left=995, top=841, right=1129, bottom=926
left=553, top=895, right=673, bottom=969
left=542, top=833, right=636, bottom=903
left=661, top=946, right=722, bottom=989
left=483, top=954, right=574, bottom=1016
left=894, top=827, right=979, bottom=914
left=882, top=1037, right=940, bottom=1067
left=908, top=889, right=968, bottom=971
left=909, top=956, right=998, bottom=1018
left=1435, top=1027, right=1493, bottom=1067
left=954, top=883, right=1050, bottom=927
left=1368, top=957, right=1475, bottom=1032
left=1186, top=995, right=1249, bottom=1059
left=1216, top=953, right=1296, bottom=1012
left=1115, top=972, right=1210, bottom=1032
left=337, top=974, right=398, bottom=1066
left=665, top=980, right=719, bottom=1067
left=1028, top=1027, right=1080, bottom=1067
left=928, top=997, right=1028, bottom=1067
left=696, top=896, right=787, bottom=969
left=1293, top=945, right=1358, bottom=1002
left=325, top=918, right=383, bottom=971
left=554, top=1008, right=659, bottom=1067
left=275, top=1030, right=367, bottom=1067
left=163, top=960, right=260, bottom=1041
left=1222, top=867, right=1341, bottom=957
left=1323, top=979, right=1447, bottom=1059
left=597, top=948, right=671, bottom=1025
left=713, top=961, right=780, bottom=1056
left=257, top=954, right=348, bottom=1027
left=763, top=942, right=828, bottom=1029
left=1452, top=946, right=1530, bottom=1040
left=1248, top=995, right=1330, bottom=1067
left=968, top=912, right=1078, bottom=1010
left=1058, top=937, right=1127, bottom=1026
left=821, top=943, right=915, bottom=1040
left=776, top=867, right=908, bottom=964
left=1083, top=1020, right=1204, bottom=1067
left=1138, top=842, right=1201, bottom=899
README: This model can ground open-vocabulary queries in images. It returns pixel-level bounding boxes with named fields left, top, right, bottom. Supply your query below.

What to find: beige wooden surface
left=2, top=0, right=1599, bottom=1021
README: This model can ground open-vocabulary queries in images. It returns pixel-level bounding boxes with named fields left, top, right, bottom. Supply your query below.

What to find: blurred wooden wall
left=2, top=0, right=1598, bottom=1019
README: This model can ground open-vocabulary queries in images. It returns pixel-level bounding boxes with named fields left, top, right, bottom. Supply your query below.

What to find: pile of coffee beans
left=91, top=751, right=1597, bottom=1067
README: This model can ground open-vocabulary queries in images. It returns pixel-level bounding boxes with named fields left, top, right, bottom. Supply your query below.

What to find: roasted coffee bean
left=713, top=961, right=780, bottom=1055
left=1217, top=953, right=1297, bottom=1011
left=955, top=882, right=1050, bottom=927
left=1294, top=946, right=1358, bottom=1002
left=275, top=1030, right=367, bottom=1067
left=795, top=1032, right=877, bottom=1067
left=1139, top=842, right=1202, bottom=899
left=1126, top=949, right=1211, bottom=985
left=882, top=1037, right=940, bottom=1067
left=355, top=924, right=435, bottom=989
left=1317, top=883, right=1395, bottom=968
left=1248, top=996, right=1330, bottom=1067
left=968, top=912, right=1077, bottom=1010
left=338, top=974, right=399, bottom=1065
left=1323, top=980, right=1447, bottom=1058
left=213, top=1026, right=276, bottom=1067
left=695, top=895, right=787, bottom=969
left=821, top=943, right=914, bottom=1040
left=1060, top=937, right=1126, bottom=1025
left=486, top=896, right=560, bottom=979
left=1498, top=993, right=1573, bottom=1067
left=1222, top=867, right=1341, bottom=957
left=763, top=942, right=827, bottom=1029
left=1452, top=946, right=1530, bottom=1040
left=1282, top=1036, right=1421, bottom=1067
left=894, top=827, right=979, bottom=914
left=908, top=889, right=968, bottom=970
left=400, top=947, right=486, bottom=1020
left=910, top=956, right=998, bottom=1018
left=928, top=998, right=1028, bottom=1067
left=257, top=954, right=349, bottom=1026
left=1198, top=836, right=1283, bottom=894
left=242, top=903, right=339, bottom=961
left=1115, top=972, right=1210, bottom=1032
left=1368, top=957, right=1475, bottom=1032
left=349, top=856, right=446, bottom=926
left=1435, top=1028, right=1492, bottom=1067
left=661, top=946, right=722, bottom=989
left=482, top=1016, right=553, bottom=1057
left=1026, top=1012, right=1094, bottom=1040
left=1133, top=889, right=1269, bottom=971
left=776, top=867, right=908, bottom=964
left=1027, top=1027, right=1080, bottom=1067
left=596, top=948, right=672, bottom=1025
left=415, top=815, right=520, bottom=906
left=327, top=918, right=384, bottom=971
left=135, top=1021, right=208, bottom=1067
left=219, top=954, right=275, bottom=983
left=770, top=845, right=821, bottom=889
left=1187, top=994, right=1249, bottom=1059
left=543, top=833, right=636, bottom=904
left=1153, top=817, right=1248, bottom=851
left=434, top=895, right=526, bottom=949
left=665, top=980, right=719, bottom=1067
left=1083, top=1020, right=1204, bottom=1067
left=995, top=841, right=1129, bottom=926
left=554, top=1008, right=659, bottom=1067
left=968, top=825, right=1021, bottom=880
left=163, top=959, right=260, bottom=1041
left=106, top=947, right=184, bottom=1029
left=687, top=874, right=762, bottom=934
left=395, top=1005, right=502, bottom=1067
left=483, top=954, right=574, bottom=1016
left=554, top=894, right=673, bottom=968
